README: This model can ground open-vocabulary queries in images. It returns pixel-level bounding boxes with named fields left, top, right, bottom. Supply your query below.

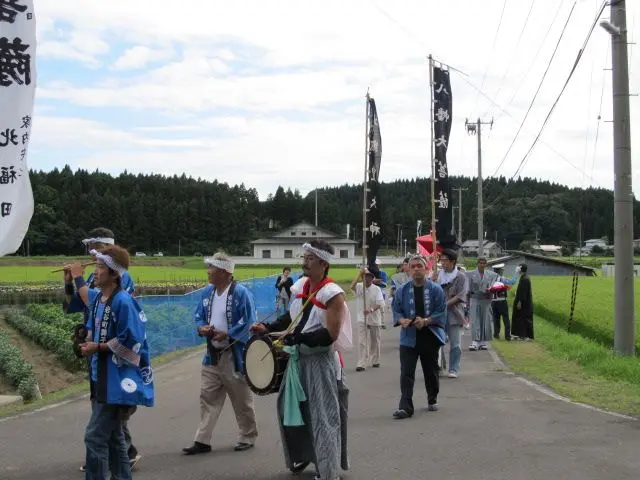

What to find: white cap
left=375, top=258, right=381, bottom=265
left=492, top=263, right=505, bottom=269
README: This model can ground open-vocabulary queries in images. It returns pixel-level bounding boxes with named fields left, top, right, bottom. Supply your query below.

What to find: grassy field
left=530, top=276, right=640, bottom=352
left=0, top=264, right=387, bottom=286
left=492, top=315, right=640, bottom=416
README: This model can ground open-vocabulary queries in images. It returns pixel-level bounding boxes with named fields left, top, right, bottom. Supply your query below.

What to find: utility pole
left=453, top=187, right=467, bottom=244
left=600, top=2, right=635, bottom=356
left=465, top=118, right=493, bottom=258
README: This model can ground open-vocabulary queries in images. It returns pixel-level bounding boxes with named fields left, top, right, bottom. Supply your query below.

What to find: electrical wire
left=472, top=0, right=508, bottom=115
left=512, top=0, right=607, bottom=179
left=486, top=0, right=536, bottom=116
left=590, top=47, right=609, bottom=181
left=491, top=1, right=578, bottom=178
left=482, top=0, right=608, bottom=212
left=503, top=0, right=567, bottom=114
left=365, top=0, right=604, bottom=188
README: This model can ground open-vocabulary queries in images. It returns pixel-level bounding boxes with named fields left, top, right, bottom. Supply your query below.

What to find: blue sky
left=25, top=0, right=640, bottom=199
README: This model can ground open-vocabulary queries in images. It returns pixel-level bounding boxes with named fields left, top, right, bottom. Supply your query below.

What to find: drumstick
left=258, top=290, right=319, bottom=361
left=218, top=310, right=280, bottom=353
left=50, top=262, right=95, bottom=273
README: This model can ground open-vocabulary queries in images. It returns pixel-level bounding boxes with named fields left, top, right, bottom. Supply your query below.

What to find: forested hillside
left=16, top=166, right=638, bottom=256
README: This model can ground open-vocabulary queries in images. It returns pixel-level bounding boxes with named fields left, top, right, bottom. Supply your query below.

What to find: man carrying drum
left=182, top=253, right=259, bottom=456
left=250, top=239, right=351, bottom=480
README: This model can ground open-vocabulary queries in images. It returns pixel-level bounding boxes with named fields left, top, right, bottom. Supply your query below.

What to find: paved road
left=1, top=305, right=639, bottom=480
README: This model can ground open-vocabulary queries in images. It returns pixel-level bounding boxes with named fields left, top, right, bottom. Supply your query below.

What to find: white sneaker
left=448, top=372, right=458, bottom=378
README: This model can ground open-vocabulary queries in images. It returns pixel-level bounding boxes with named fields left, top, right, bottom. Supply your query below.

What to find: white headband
left=89, top=249, right=127, bottom=276
left=302, top=243, right=333, bottom=263
left=204, top=256, right=235, bottom=274
left=82, top=237, right=115, bottom=246
left=409, top=254, right=428, bottom=267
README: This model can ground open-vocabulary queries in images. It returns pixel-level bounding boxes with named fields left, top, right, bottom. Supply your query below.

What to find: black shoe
left=290, top=461, right=310, bottom=473
left=393, top=409, right=411, bottom=419
left=233, top=442, right=254, bottom=452
left=182, top=442, right=212, bottom=455
left=356, top=366, right=365, bottom=372
left=372, top=363, right=380, bottom=368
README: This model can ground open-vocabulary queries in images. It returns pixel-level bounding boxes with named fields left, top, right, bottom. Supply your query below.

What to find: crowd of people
left=61, top=227, right=534, bottom=480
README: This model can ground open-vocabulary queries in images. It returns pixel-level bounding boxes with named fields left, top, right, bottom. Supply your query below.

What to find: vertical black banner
left=433, top=66, right=455, bottom=247
left=366, top=97, right=382, bottom=269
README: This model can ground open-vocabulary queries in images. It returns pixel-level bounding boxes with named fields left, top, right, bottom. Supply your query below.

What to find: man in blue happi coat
left=68, top=245, right=154, bottom=480
left=63, top=227, right=140, bottom=473
left=391, top=254, right=447, bottom=419
left=182, top=252, right=259, bottom=456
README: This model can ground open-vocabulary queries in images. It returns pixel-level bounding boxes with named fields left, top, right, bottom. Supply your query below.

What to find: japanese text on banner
left=0, top=0, right=36, bottom=256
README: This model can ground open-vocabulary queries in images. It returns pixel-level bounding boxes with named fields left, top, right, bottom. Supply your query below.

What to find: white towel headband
left=204, top=256, right=235, bottom=274
left=82, top=237, right=115, bottom=246
left=89, top=249, right=127, bottom=276
left=302, top=243, right=333, bottom=263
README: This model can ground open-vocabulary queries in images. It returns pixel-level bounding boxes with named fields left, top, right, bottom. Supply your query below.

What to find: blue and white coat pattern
left=194, top=282, right=257, bottom=374
left=86, top=288, right=154, bottom=407
left=392, top=279, right=447, bottom=348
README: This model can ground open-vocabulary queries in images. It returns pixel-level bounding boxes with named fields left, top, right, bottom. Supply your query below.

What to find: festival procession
left=0, top=1, right=638, bottom=480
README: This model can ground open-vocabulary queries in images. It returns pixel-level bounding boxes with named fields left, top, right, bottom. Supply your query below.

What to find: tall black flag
left=366, top=97, right=382, bottom=269
left=433, top=66, right=455, bottom=247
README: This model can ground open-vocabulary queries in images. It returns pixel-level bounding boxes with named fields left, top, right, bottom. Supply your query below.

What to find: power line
left=482, top=1, right=608, bottom=212
left=590, top=47, right=609, bottom=181
left=503, top=0, right=568, bottom=113
left=366, top=0, right=604, bottom=186
left=455, top=69, right=600, bottom=185
left=512, top=0, right=607, bottom=179
left=487, top=0, right=536, bottom=115
left=472, top=0, right=508, bottom=115
left=491, top=1, right=578, bottom=178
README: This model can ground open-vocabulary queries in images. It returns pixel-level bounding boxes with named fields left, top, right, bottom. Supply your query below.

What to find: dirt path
left=0, top=317, right=84, bottom=395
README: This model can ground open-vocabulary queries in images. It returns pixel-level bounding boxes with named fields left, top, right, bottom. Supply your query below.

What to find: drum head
left=245, top=337, right=275, bottom=391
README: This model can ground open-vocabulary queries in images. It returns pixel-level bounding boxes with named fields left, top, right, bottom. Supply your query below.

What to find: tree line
left=14, top=165, right=640, bottom=256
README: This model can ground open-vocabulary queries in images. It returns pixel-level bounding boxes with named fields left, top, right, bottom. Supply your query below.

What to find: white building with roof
left=251, top=222, right=357, bottom=260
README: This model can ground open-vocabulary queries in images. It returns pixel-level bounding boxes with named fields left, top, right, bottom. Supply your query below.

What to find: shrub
left=0, top=329, right=39, bottom=401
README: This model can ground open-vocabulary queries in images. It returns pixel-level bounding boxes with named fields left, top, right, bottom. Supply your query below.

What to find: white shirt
left=289, top=278, right=343, bottom=334
left=209, top=284, right=231, bottom=348
left=354, top=283, right=385, bottom=325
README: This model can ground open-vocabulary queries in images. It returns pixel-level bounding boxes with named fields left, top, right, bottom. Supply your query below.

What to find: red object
left=337, top=351, right=344, bottom=368
left=416, top=233, right=444, bottom=255
left=488, top=282, right=510, bottom=293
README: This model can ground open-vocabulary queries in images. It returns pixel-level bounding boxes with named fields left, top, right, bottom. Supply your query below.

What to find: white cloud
left=111, top=46, right=175, bottom=71
left=27, top=0, right=640, bottom=199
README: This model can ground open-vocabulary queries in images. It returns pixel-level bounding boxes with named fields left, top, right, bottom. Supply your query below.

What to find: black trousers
left=399, top=331, right=440, bottom=415
left=492, top=301, right=511, bottom=339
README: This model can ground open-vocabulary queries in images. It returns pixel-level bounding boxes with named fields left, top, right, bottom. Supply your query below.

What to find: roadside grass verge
left=492, top=315, right=640, bottom=416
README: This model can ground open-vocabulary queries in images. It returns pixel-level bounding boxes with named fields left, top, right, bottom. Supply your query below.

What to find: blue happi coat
left=392, top=279, right=447, bottom=348
left=194, top=281, right=256, bottom=373
left=64, top=271, right=136, bottom=327
left=86, top=288, right=154, bottom=407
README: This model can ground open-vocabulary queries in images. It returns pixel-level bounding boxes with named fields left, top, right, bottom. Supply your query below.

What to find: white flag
left=0, top=0, right=36, bottom=257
